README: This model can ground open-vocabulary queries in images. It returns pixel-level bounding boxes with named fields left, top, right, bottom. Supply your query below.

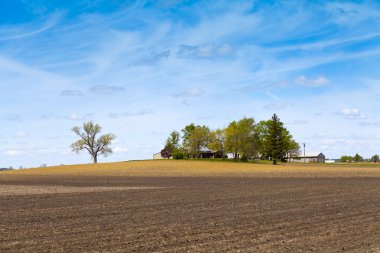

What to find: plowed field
left=1, top=160, right=380, bottom=252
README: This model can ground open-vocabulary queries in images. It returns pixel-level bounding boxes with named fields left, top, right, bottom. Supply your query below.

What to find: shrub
left=240, top=155, right=248, bottom=162
left=160, top=147, right=172, bottom=159
left=173, top=151, right=185, bottom=159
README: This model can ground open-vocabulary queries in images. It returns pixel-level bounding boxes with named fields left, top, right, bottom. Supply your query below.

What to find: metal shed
left=289, top=152, right=325, bottom=163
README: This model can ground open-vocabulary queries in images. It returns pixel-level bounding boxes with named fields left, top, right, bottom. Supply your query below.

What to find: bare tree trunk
left=93, top=155, right=97, bottom=164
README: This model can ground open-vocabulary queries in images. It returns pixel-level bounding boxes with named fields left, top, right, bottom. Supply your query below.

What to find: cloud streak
left=60, top=90, right=84, bottom=96
left=294, top=75, right=329, bottom=87
left=89, top=85, right=125, bottom=94
left=0, top=12, right=62, bottom=41
left=108, top=108, right=154, bottom=118
left=335, top=108, right=368, bottom=120
left=171, top=87, right=204, bottom=98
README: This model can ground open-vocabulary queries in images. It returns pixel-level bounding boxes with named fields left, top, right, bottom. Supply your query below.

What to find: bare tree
left=71, top=121, right=116, bottom=163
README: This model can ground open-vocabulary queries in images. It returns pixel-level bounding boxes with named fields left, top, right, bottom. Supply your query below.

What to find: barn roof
left=299, top=152, right=324, bottom=158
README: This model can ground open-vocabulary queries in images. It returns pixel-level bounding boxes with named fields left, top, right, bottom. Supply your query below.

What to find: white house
left=153, top=152, right=165, bottom=159
left=289, top=152, right=326, bottom=163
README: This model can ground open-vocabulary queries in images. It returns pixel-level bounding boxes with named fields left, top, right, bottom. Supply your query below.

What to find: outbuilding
left=289, top=152, right=326, bottom=163
left=153, top=152, right=165, bottom=159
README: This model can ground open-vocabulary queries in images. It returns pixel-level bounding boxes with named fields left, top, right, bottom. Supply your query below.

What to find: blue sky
left=2, top=0, right=380, bottom=167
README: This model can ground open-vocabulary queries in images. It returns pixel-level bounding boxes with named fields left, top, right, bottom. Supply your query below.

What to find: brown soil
left=1, top=161, right=380, bottom=252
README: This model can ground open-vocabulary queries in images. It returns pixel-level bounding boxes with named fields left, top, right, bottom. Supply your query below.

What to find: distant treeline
left=340, top=154, right=379, bottom=163
left=161, top=114, right=300, bottom=164
left=0, top=167, right=13, bottom=171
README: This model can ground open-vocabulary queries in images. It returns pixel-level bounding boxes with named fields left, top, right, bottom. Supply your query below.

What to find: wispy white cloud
left=197, top=115, right=215, bottom=120
left=242, top=81, right=287, bottom=91
left=264, top=101, right=294, bottom=110
left=14, top=131, right=27, bottom=138
left=358, top=121, right=380, bottom=127
left=0, top=12, right=62, bottom=41
left=60, top=90, right=84, bottom=96
left=295, top=75, right=329, bottom=87
left=66, top=113, right=93, bottom=121
left=171, top=87, right=204, bottom=98
left=286, top=120, right=309, bottom=125
left=89, top=85, right=125, bottom=94
left=335, top=108, right=368, bottom=120
left=3, top=149, right=23, bottom=156
left=40, top=114, right=61, bottom=120
left=177, top=43, right=235, bottom=59
left=108, top=108, right=154, bottom=118
left=4, top=114, right=22, bottom=122
left=113, top=146, right=129, bottom=154
left=133, top=50, right=170, bottom=66
left=271, top=32, right=380, bottom=52
left=263, top=91, right=294, bottom=110
left=325, top=2, right=380, bottom=26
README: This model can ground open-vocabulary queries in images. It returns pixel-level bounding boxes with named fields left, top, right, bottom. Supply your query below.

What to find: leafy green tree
left=287, top=139, right=301, bottom=158
left=172, top=150, right=186, bottom=159
left=255, top=120, right=270, bottom=159
left=181, top=123, right=196, bottom=149
left=281, top=128, right=300, bottom=160
left=164, top=131, right=180, bottom=151
left=238, top=118, right=259, bottom=160
left=71, top=121, right=116, bottom=164
left=371, top=154, right=379, bottom=163
left=187, top=125, right=210, bottom=158
left=225, top=117, right=257, bottom=160
left=160, top=131, right=181, bottom=159
left=225, top=120, right=239, bottom=159
left=207, top=129, right=226, bottom=158
left=340, top=155, right=353, bottom=163
left=353, top=153, right=363, bottom=162
left=181, top=124, right=210, bottom=158
left=169, top=131, right=180, bottom=147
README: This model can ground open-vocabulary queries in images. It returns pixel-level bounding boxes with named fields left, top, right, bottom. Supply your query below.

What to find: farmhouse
left=192, top=148, right=215, bottom=159
left=289, top=152, right=326, bottom=163
left=153, top=152, right=165, bottom=159
left=153, top=148, right=218, bottom=159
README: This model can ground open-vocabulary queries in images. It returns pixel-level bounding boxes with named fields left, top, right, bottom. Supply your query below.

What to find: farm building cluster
left=154, top=151, right=327, bottom=163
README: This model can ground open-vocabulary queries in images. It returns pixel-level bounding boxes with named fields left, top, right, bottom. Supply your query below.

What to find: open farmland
left=1, top=160, right=380, bottom=252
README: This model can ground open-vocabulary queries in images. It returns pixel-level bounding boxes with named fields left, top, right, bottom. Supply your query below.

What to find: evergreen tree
left=353, top=153, right=363, bottom=162
left=266, top=114, right=287, bottom=165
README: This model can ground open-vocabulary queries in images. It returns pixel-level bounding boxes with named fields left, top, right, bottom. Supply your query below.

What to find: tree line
left=340, top=153, right=380, bottom=163
left=160, top=114, right=300, bottom=165
left=13, top=118, right=379, bottom=166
